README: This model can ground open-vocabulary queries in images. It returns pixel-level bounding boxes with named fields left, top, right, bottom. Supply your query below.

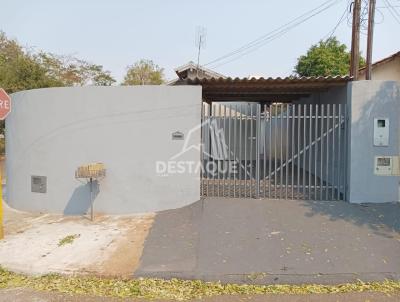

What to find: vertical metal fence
left=201, top=102, right=347, bottom=201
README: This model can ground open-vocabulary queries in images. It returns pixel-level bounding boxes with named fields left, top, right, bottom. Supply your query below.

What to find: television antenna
left=195, top=26, right=207, bottom=76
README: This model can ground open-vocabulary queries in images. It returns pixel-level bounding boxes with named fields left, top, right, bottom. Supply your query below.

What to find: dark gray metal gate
left=200, top=102, right=347, bottom=201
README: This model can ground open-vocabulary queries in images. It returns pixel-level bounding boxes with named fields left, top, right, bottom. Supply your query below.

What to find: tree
left=0, top=31, right=116, bottom=135
left=0, top=31, right=116, bottom=91
left=86, top=64, right=116, bottom=86
left=294, top=37, right=365, bottom=77
left=0, top=32, right=63, bottom=94
left=0, top=32, right=64, bottom=135
left=37, top=52, right=116, bottom=86
left=122, top=59, right=165, bottom=85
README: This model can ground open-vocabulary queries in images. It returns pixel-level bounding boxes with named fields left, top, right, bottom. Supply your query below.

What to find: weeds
left=58, top=234, right=80, bottom=247
left=0, top=267, right=399, bottom=300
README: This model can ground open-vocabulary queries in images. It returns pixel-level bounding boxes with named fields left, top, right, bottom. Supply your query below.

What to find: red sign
left=0, top=89, right=11, bottom=120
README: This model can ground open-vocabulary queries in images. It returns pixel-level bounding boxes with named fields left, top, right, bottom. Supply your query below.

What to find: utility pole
left=350, top=0, right=361, bottom=80
left=366, top=0, right=376, bottom=80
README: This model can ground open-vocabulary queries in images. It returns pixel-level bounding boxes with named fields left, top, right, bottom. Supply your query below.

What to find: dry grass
left=1, top=267, right=399, bottom=300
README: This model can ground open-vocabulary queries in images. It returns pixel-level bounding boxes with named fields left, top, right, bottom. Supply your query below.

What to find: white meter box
left=374, top=156, right=400, bottom=176
left=373, top=118, right=389, bottom=146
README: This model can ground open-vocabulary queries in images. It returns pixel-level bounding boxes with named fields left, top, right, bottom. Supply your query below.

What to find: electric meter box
left=373, top=118, right=389, bottom=146
left=374, top=156, right=400, bottom=176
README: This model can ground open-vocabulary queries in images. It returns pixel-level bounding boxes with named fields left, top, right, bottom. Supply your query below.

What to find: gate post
left=255, top=103, right=261, bottom=198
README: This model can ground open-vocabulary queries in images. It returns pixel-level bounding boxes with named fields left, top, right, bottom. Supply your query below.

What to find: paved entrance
left=135, top=198, right=400, bottom=284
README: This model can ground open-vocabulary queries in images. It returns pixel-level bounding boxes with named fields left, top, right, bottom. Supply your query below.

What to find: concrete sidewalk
left=135, top=198, right=400, bottom=284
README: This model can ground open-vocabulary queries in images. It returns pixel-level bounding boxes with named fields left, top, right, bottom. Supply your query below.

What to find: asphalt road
left=0, top=288, right=399, bottom=302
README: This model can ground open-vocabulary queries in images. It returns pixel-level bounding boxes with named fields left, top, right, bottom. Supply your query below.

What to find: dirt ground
left=1, top=201, right=154, bottom=277
left=95, top=215, right=154, bottom=277
left=0, top=288, right=399, bottom=302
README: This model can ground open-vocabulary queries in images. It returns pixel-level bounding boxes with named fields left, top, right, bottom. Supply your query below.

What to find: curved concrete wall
left=6, top=86, right=202, bottom=214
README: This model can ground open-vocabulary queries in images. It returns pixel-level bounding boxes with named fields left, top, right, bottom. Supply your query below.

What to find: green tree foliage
left=88, top=64, right=116, bottom=86
left=0, top=31, right=116, bottom=92
left=122, top=59, right=165, bottom=85
left=37, top=53, right=116, bottom=86
left=0, top=31, right=116, bottom=135
left=294, top=37, right=365, bottom=77
left=0, top=32, right=63, bottom=93
left=0, top=32, right=62, bottom=135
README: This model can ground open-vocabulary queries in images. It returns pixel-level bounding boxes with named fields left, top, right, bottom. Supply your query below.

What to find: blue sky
left=1, top=0, right=399, bottom=82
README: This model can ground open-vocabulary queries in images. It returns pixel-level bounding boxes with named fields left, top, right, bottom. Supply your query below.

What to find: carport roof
left=176, top=75, right=352, bottom=102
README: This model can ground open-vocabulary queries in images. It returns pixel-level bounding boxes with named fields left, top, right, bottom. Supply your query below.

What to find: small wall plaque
left=31, top=175, right=47, bottom=193
left=172, top=131, right=184, bottom=140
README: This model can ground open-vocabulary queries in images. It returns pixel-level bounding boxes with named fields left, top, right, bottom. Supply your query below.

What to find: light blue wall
left=347, top=81, right=400, bottom=203
left=6, top=86, right=202, bottom=214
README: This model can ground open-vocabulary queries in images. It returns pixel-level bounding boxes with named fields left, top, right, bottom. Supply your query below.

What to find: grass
left=0, top=267, right=399, bottom=300
left=58, top=234, right=80, bottom=247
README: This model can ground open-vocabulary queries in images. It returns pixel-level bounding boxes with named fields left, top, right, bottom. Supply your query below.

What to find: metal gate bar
left=201, top=102, right=347, bottom=201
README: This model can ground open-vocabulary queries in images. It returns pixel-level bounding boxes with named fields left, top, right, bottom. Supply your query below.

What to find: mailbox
left=75, top=163, right=106, bottom=221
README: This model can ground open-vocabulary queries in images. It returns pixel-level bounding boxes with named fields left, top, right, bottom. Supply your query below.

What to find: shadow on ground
left=301, top=200, right=400, bottom=238
left=135, top=198, right=400, bottom=284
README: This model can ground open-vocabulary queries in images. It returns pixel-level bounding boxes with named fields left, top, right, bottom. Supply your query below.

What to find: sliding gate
left=200, top=102, right=348, bottom=201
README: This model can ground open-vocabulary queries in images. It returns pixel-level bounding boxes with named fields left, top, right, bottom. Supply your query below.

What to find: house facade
left=5, top=62, right=400, bottom=215
left=359, top=51, right=400, bottom=81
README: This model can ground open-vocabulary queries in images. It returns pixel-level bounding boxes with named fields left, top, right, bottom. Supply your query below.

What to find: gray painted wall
left=296, top=86, right=348, bottom=105
left=6, top=86, right=202, bottom=214
left=347, top=80, right=400, bottom=203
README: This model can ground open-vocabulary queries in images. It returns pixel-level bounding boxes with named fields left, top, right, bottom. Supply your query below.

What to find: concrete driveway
left=135, top=198, right=400, bottom=284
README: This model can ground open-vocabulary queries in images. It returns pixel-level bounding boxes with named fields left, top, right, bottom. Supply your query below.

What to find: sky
left=1, top=0, right=399, bottom=82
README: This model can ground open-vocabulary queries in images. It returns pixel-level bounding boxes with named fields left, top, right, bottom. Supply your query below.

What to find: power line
left=360, top=0, right=370, bottom=31
left=377, top=5, right=400, bottom=9
left=204, top=0, right=343, bottom=68
left=346, top=0, right=384, bottom=29
left=383, top=0, right=400, bottom=24
left=323, top=0, right=351, bottom=39
left=206, top=0, right=341, bottom=67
